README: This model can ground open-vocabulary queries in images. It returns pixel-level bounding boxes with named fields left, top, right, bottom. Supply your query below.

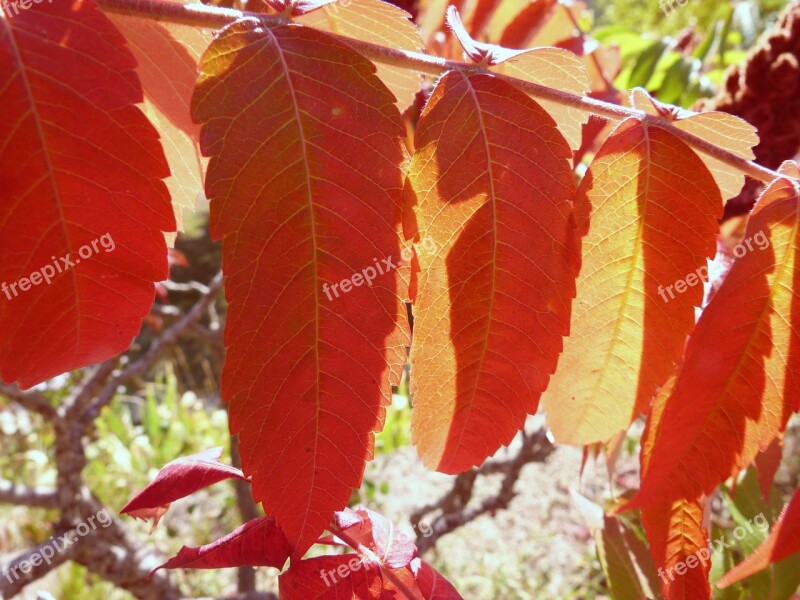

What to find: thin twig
left=0, top=530, right=81, bottom=598
left=0, top=384, right=56, bottom=419
left=411, top=428, right=554, bottom=554
left=94, top=0, right=792, bottom=186
left=0, top=480, right=58, bottom=508
left=64, top=359, right=120, bottom=420
left=74, top=273, right=224, bottom=434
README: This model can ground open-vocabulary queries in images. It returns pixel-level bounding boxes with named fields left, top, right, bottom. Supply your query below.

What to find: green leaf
left=627, top=40, right=669, bottom=88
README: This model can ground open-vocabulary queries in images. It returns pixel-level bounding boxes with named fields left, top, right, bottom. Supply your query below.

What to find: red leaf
left=121, top=447, right=246, bottom=524
left=191, top=20, right=408, bottom=558
left=334, top=507, right=417, bottom=569
left=717, top=485, right=800, bottom=588
left=754, top=436, right=783, bottom=502
left=279, top=554, right=386, bottom=599
left=631, top=169, right=800, bottom=507
left=410, top=558, right=463, bottom=599
left=0, top=0, right=175, bottom=388
left=405, top=70, right=579, bottom=473
left=152, top=516, right=291, bottom=574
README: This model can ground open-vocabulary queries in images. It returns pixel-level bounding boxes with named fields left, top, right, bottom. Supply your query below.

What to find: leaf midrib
left=268, top=27, right=320, bottom=544
left=448, top=72, right=498, bottom=460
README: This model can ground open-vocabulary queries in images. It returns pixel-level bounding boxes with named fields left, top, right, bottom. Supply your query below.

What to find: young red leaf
left=717, top=485, right=800, bottom=588
left=192, top=20, right=409, bottom=559
left=542, top=118, right=722, bottom=445
left=631, top=168, right=800, bottom=507
left=152, top=516, right=291, bottom=574
left=0, top=0, right=175, bottom=388
left=405, top=71, right=579, bottom=473
left=334, top=507, right=417, bottom=569
left=121, top=447, right=245, bottom=525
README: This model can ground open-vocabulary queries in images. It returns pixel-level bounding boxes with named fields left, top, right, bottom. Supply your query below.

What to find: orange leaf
left=107, top=12, right=212, bottom=237
left=0, top=0, right=174, bottom=387
left=496, top=0, right=557, bottom=48
left=642, top=499, right=711, bottom=600
left=483, top=0, right=544, bottom=45
left=717, top=485, right=800, bottom=588
left=631, top=89, right=758, bottom=202
left=296, top=0, right=423, bottom=112
left=192, top=20, right=409, bottom=558
left=491, top=47, right=590, bottom=151
left=444, top=11, right=589, bottom=152
left=542, top=118, right=722, bottom=445
left=639, top=378, right=712, bottom=600
left=405, top=71, right=579, bottom=473
left=631, top=164, right=800, bottom=508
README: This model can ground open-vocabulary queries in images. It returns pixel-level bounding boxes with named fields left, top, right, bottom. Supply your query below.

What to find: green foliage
left=593, top=0, right=781, bottom=38
left=593, top=0, right=787, bottom=109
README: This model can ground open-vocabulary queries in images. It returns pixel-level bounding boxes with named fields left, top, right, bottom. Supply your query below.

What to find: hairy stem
left=95, top=0, right=795, bottom=187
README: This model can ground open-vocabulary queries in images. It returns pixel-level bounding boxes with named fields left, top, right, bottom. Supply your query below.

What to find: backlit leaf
left=107, top=11, right=212, bottom=235
left=630, top=165, right=800, bottom=507
left=639, top=379, right=712, bottom=600
left=0, top=0, right=174, bottom=388
left=296, top=0, right=424, bottom=111
left=496, top=0, right=557, bottom=48
left=406, top=71, right=579, bottom=473
left=411, top=558, right=463, bottom=599
left=279, top=554, right=387, bottom=598
left=444, top=10, right=589, bottom=151
left=491, top=47, right=590, bottom=151
left=542, top=117, right=722, bottom=445
left=192, top=20, right=409, bottom=558
left=631, top=88, right=758, bottom=201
